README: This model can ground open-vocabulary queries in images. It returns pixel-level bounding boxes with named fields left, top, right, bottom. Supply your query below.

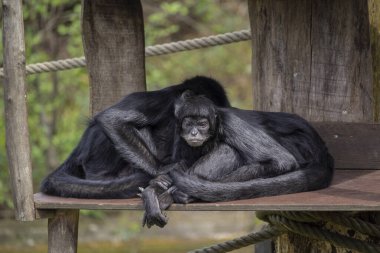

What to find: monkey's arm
left=96, top=108, right=160, bottom=176
left=141, top=163, right=183, bottom=228
left=171, top=164, right=331, bottom=202
left=188, top=144, right=242, bottom=181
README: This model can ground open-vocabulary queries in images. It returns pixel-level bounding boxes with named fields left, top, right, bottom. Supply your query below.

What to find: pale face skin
left=181, top=116, right=210, bottom=147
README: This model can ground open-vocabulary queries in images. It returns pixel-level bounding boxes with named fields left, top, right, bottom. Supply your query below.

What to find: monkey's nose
left=191, top=129, right=198, bottom=136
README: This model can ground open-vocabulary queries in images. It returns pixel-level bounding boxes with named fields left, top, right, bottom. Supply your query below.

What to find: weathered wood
left=312, top=123, right=380, bottom=169
left=248, top=0, right=374, bottom=252
left=369, top=0, right=380, bottom=121
left=249, top=0, right=373, bottom=123
left=82, top=0, right=146, bottom=115
left=35, top=209, right=56, bottom=220
left=34, top=170, right=380, bottom=211
left=2, top=0, right=35, bottom=221
left=48, top=210, right=79, bottom=253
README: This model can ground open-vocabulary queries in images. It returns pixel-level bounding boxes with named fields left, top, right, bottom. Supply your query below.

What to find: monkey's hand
left=149, top=174, right=172, bottom=191
left=157, top=186, right=176, bottom=210
left=141, top=187, right=169, bottom=228
left=172, top=189, right=196, bottom=204
left=142, top=209, right=168, bottom=228
left=170, top=170, right=197, bottom=204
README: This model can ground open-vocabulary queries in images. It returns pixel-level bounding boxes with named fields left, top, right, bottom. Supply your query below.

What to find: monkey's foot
left=142, top=210, right=168, bottom=228
left=172, top=189, right=196, bottom=204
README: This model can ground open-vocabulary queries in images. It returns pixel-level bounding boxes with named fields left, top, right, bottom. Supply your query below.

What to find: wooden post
left=82, top=0, right=146, bottom=114
left=2, top=0, right=35, bottom=221
left=248, top=0, right=373, bottom=252
left=47, top=1, right=146, bottom=252
left=48, top=210, right=79, bottom=253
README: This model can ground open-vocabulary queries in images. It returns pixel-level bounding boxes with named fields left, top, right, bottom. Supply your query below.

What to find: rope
left=190, top=211, right=380, bottom=253
left=0, top=29, right=251, bottom=77
left=188, top=225, right=283, bottom=253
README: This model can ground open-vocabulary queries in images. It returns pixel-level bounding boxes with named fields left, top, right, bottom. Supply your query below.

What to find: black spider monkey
left=40, top=76, right=230, bottom=198
left=141, top=91, right=334, bottom=228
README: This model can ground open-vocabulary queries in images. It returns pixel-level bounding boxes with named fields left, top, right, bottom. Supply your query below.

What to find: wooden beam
left=33, top=170, right=380, bottom=211
left=48, top=210, right=79, bottom=253
left=2, top=0, right=35, bottom=221
left=248, top=0, right=374, bottom=252
left=82, top=0, right=146, bottom=115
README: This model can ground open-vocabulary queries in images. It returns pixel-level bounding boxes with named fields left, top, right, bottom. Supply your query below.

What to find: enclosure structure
left=2, top=0, right=380, bottom=252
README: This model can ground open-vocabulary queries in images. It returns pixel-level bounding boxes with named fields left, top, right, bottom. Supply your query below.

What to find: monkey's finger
left=157, top=182, right=170, bottom=190
left=156, top=213, right=169, bottom=228
left=142, top=213, right=147, bottom=227
left=168, top=186, right=177, bottom=194
left=138, top=187, right=145, bottom=193
left=137, top=193, right=142, bottom=198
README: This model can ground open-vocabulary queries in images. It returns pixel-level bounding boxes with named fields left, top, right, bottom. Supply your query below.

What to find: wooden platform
left=34, top=170, right=380, bottom=212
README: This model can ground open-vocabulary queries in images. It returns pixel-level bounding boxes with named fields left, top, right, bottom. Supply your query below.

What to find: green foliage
left=0, top=0, right=88, bottom=206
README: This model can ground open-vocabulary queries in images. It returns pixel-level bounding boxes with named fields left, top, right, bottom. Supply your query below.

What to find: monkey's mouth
left=185, top=139, right=205, bottom=147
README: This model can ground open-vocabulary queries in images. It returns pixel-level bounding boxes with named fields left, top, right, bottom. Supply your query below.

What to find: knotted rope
left=190, top=211, right=380, bottom=253
left=0, top=29, right=251, bottom=77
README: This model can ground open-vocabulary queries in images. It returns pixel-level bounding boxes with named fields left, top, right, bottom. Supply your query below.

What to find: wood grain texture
left=34, top=170, right=380, bottom=211
left=312, top=123, right=380, bottom=169
left=82, top=0, right=146, bottom=115
left=2, top=0, right=35, bottom=221
left=249, top=0, right=373, bottom=123
left=48, top=210, right=79, bottom=253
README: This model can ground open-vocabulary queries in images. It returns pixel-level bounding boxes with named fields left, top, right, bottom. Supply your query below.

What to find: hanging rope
left=188, top=225, right=282, bottom=253
left=0, top=29, right=251, bottom=77
left=190, top=211, right=380, bottom=253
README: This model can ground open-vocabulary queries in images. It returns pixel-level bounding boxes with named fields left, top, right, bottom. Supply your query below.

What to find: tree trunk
left=82, top=0, right=146, bottom=115
left=2, top=0, right=35, bottom=221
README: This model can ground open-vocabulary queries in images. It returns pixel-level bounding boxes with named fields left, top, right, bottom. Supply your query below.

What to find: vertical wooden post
left=82, top=0, right=146, bottom=114
left=2, top=0, right=35, bottom=221
left=248, top=0, right=373, bottom=252
left=47, top=1, right=146, bottom=252
left=48, top=210, right=79, bottom=253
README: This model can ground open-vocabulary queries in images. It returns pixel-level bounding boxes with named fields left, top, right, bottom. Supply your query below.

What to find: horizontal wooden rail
left=34, top=170, right=380, bottom=211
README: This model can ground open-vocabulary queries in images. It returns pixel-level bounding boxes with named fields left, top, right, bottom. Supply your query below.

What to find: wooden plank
left=34, top=170, right=380, bottom=211
left=48, top=210, right=79, bottom=253
left=2, top=0, right=35, bottom=221
left=312, top=123, right=380, bottom=169
left=82, top=0, right=146, bottom=115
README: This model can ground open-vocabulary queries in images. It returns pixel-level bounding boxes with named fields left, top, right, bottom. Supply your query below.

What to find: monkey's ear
left=175, top=90, right=194, bottom=117
left=174, top=101, right=181, bottom=118
left=181, top=90, right=194, bottom=100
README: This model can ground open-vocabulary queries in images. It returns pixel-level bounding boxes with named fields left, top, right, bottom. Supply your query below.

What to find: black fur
left=141, top=92, right=334, bottom=227
left=40, top=76, right=230, bottom=198
left=170, top=95, right=334, bottom=202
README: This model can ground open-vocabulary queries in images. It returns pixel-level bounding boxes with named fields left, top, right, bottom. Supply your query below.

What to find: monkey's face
left=181, top=116, right=211, bottom=147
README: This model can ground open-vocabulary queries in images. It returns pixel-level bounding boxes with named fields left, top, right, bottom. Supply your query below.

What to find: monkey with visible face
left=141, top=91, right=334, bottom=228
left=40, top=77, right=230, bottom=199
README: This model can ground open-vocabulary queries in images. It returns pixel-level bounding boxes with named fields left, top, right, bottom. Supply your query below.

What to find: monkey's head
left=174, top=91, right=218, bottom=147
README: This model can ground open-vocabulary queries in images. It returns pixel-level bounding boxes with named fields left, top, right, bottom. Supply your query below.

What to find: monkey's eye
left=182, top=118, right=193, bottom=128
left=197, top=120, right=209, bottom=128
